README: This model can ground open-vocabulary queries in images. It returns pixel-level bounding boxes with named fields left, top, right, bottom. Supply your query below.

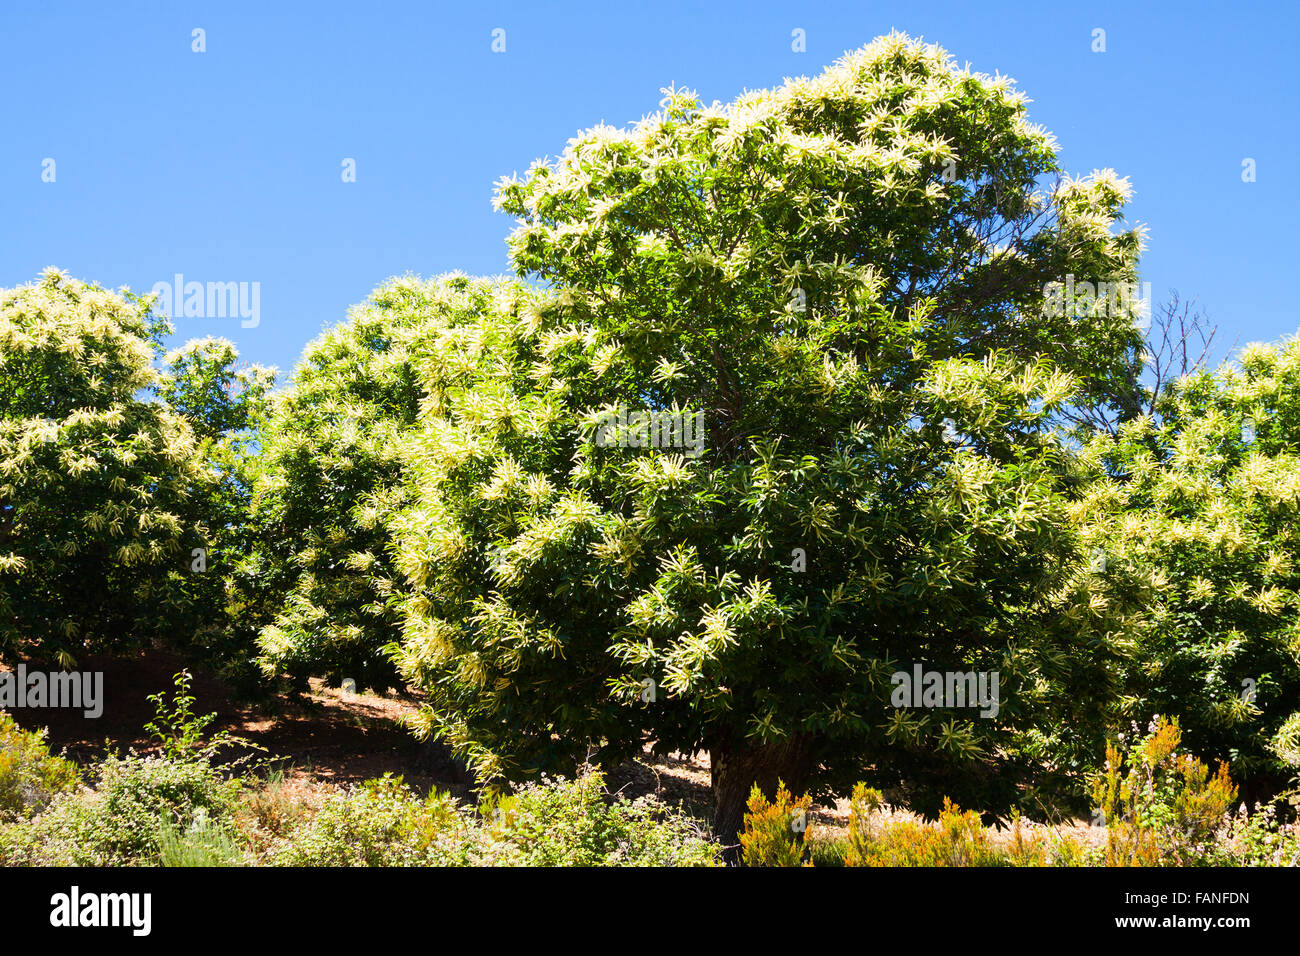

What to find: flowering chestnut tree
left=0, top=270, right=267, bottom=667
left=393, top=34, right=1149, bottom=842
left=1078, top=339, right=1300, bottom=791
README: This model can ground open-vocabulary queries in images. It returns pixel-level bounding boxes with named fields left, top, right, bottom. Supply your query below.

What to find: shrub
left=0, top=819, right=35, bottom=864
left=1205, top=799, right=1300, bottom=866
left=806, top=834, right=849, bottom=867
left=843, top=783, right=885, bottom=867
left=0, top=711, right=79, bottom=821
left=265, top=770, right=720, bottom=867
left=1093, top=716, right=1238, bottom=866
left=739, top=781, right=812, bottom=867
left=158, top=811, right=246, bottom=866
left=19, top=753, right=242, bottom=865
left=473, top=771, right=720, bottom=867
left=235, top=769, right=318, bottom=854
left=843, top=786, right=1004, bottom=867
left=143, top=668, right=252, bottom=763
left=1002, top=813, right=1090, bottom=867
left=265, top=773, right=457, bottom=866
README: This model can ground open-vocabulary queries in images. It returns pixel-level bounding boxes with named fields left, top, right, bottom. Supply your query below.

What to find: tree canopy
left=1078, top=340, right=1300, bottom=793
left=0, top=270, right=215, bottom=664
left=391, top=33, right=1151, bottom=839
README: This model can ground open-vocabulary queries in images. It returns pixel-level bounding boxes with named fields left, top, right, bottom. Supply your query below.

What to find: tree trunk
left=710, top=736, right=815, bottom=864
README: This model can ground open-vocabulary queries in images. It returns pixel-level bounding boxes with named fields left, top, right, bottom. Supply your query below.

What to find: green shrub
left=472, top=772, right=720, bottom=867
left=1205, top=799, right=1300, bottom=866
left=266, top=773, right=457, bottom=866
left=0, top=711, right=79, bottom=821
left=159, top=812, right=246, bottom=866
left=20, top=753, right=242, bottom=865
left=145, top=669, right=221, bottom=760
left=807, top=834, right=849, bottom=867
left=266, top=770, right=719, bottom=867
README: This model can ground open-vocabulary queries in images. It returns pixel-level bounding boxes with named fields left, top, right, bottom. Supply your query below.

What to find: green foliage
left=0, top=711, right=79, bottom=820
left=1205, top=799, right=1300, bottom=866
left=143, top=668, right=251, bottom=764
left=14, top=753, right=242, bottom=865
left=266, top=769, right=720, bottom=867
left=392, top=33, right=1147, bottom=828
left=0, top=270, right=212, bottom=663
left=1078, top=341, right=1300, bottom=783
left=497, top=31, right=1147, bottom=431
left=158, top=336, right=274, bottom=443
left=475, top=771, right=719, bottom=866
left=0, top=270, right=272, bottom=672
left=0, top=740, right=1287, bottom=868
left=266, top=773, right=457, bottom=866
left=806, top=832, right=849, bottom=866
left=158, top=812, right=246, bottom=866
left=245, top=276, right=491, bottom=691
left=9, top=31, right=1298, bottom=869
left=157, top=338, right=275, bottom=686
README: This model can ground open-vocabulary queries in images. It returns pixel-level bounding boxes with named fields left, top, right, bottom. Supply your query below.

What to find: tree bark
left=710, top=736, right=815, bottom=863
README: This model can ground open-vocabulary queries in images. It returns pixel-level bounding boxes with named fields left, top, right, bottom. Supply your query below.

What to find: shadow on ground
left=3, top=651, right=716, bottom=814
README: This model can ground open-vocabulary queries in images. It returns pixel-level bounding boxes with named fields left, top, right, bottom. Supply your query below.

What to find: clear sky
left=2, top=0, right=1295, bottom=378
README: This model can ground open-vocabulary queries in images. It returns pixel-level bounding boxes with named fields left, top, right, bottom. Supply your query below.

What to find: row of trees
left=2, top=33, right=1297, bottom=842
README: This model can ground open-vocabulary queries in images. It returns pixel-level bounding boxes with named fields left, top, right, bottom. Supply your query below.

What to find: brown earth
left=4, top=650, right=472, bottom=798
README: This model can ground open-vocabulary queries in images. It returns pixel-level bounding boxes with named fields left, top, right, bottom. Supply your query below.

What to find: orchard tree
left=0, top=270, right=218, bottom=664
left=158, top=336, right=274, bottom=444
left=394, top=34, right=1149, bottom=842
left=1078, top=339, right=1300, bottom=795
left=157, top=337, right=274, bottom=684
left=247, top=276, right=464, bottom=692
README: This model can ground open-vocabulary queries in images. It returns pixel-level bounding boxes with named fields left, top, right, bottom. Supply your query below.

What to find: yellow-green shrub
left=739, top=780, right=812, bottom=867
left=1093, top=715, right=1238, bottom=866
left=844, top=786, right=1003, bottom=867
left=0, top=712, right=79, bottom=821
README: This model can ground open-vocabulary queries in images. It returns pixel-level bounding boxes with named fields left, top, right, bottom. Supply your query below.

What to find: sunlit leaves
left=1079, top=338, right=1300, bottom=778
left=0, top=271, right=218, bottom=662
left=384, top=33, right=1154, bottom=817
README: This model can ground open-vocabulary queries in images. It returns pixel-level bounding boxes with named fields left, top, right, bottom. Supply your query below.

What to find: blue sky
left=2, top=0, right=1295, bottom=378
